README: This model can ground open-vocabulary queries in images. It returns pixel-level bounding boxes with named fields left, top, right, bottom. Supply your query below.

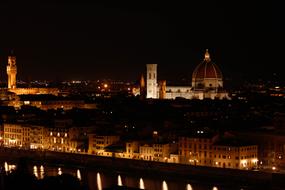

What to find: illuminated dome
left=192, top=49, right=223, bottom=89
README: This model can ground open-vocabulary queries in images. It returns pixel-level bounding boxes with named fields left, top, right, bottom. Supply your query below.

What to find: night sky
left=0, top=2, right=283, bottom=83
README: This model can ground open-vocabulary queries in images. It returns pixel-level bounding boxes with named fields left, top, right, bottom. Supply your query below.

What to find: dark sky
left=0, top=2, right=284, bottom=82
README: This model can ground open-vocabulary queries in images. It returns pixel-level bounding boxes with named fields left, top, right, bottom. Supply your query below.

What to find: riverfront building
left=178, top=131, right=258, bottom=169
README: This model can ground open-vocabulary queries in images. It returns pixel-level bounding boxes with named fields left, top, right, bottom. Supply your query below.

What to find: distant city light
left=272, top=166, right=276, bottom=171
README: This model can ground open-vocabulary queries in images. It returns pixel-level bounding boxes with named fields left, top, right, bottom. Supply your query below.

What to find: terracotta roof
left=192, top=49, right=223, bottom=79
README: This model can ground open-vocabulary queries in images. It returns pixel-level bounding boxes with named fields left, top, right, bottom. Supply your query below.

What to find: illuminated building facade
left=3, top=123, right=44, bottom=149
left=88, top=134, right=120, bottom=155
left=212, top=143, right=258, bottom=169
left=178, top=132, right=258, bottom=169
left=3, top=123, right=84, bottom=152
left=125, top=141, right=140, bottom=159
left=178, top=132, right=219, bottom=166
left=2, top=122, right=260, bottom=170
left=235, top=131, right=285, bottom=170
left=3, top=124, right=23, bottom=147
left=138, top=141, right=177, bottom=162
left=45, top=128, right=70, bottom=151
left=144, top=50, right=229, bottom=100
left=22, top=125, right=44, bottom=149
left=139, top=144, right=154, bottom=161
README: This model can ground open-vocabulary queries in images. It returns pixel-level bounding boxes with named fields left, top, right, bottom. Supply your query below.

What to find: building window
left=149, top=73, right=151, bottom=79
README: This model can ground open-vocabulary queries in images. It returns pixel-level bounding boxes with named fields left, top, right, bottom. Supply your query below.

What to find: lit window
left=24, top=101, right=30, bottom=105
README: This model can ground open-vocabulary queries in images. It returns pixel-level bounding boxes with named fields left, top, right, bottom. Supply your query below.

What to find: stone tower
left=146, top=64, right=158, bottom=98
left=139, top=74, right=146, bottom=99
left=159, top=80, right=166, bottom=99
left=7, top=55, right=17, bottom=89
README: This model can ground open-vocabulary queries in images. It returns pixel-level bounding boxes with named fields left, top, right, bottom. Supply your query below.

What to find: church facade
left=144, top=50, right=229, bottom=100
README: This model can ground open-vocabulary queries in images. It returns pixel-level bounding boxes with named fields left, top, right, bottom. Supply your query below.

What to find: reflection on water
left=139, top=178, right=145, bottom=189
left=187, top=184, right=193, bottom=190
left=162, top=180, right=168, bottom=190
left=58, top=167, right=62, bottom=175
left=118, top=175, right=123, bottom=186
left=4, top=162, right=8, bottom=173
left=40, top=165, right=44, bottom=179
left=33, top=165, right=38, bottom=178
left=4, top=161, right=16, bottom=173
left=97, top=172, right=102, bottom=190
left=1, top=161, right=253, bottom=190
left=77, top=169, right=81, bottom=181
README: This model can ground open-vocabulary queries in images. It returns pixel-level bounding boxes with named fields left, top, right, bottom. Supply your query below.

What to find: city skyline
left=0, top=2, right=283, bottom=82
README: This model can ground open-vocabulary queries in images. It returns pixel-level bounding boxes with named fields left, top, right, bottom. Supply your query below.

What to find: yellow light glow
left=272, top=166, right=276, bottom=170
left=251, top=158, right=258, bottom=163
left=241, top=160, right=247, bottom=164
left=104, top=84, right=108, bottom=88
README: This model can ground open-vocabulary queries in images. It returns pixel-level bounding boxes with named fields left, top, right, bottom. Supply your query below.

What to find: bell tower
left=146, top=64, right=158, bottom=99
left=7, top=55, right=17, bottom=89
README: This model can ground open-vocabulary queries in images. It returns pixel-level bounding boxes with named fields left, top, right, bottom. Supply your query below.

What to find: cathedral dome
left=192, top=49, right=222, bottom=80
left=192, top=49, right=223, bottom=89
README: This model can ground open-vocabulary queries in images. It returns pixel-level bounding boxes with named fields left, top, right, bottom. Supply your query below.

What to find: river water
left=0, top=161, right=258, bottom=190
